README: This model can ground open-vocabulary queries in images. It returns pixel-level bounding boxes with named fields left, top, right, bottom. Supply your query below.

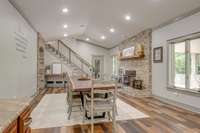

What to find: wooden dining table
left=68, top=75, right=116, bottom=119
left=69, top=76, right=116, bottom=92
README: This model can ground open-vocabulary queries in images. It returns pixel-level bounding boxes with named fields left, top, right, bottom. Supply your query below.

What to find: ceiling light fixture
left=86, top=38, right=90, bottom=41
left=110, top=28, right=115, bottom=33
left=62, top=8, right=68, bottom=13
left=64, top=33, right=68, bottom=37
left=63, top=24, right=68, bottom=28
left=125, top=15, right=131, bottom=21
left=101, top=35, right=106, bottom=40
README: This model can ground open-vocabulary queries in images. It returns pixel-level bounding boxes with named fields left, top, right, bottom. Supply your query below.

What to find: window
left=168, top=37, right=200, bottom=92
left=190, top=38, right=200, bottom=90
left=112, top=55, right=119, bottom=76
left=195, top=54, right=200, bottom=74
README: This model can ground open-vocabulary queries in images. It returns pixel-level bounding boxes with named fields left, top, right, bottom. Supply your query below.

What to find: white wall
left=152, top=12, right=200, bottom=110
left=109, top=46, right=119, bottom=56
left=62, top=39, right=112, bottom=75
left=0, top=0, right=37, bottom=98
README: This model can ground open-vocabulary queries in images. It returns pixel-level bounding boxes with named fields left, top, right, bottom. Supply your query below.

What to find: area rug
left=31, top=93, right=149, bottom=129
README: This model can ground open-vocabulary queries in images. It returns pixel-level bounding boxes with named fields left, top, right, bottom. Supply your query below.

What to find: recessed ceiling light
left=63, top=24, right=68, bottom=28
left=101, top=35, right=106, bottom=40
left=64, top=33, right=68, bottom=37
left=125, top=15, right=131, bottom=21
left=62, top=8, right=68, bottom=13
left=110, top=28, right=115, bottom=33
left=86, top=38, right=90, bottom=41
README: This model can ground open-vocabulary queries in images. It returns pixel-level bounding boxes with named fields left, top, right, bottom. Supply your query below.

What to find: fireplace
left=119, top=69, right=136, bottom=87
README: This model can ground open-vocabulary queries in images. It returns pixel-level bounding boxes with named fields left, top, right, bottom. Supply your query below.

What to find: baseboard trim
left=153, top=95, right=200, bottom=114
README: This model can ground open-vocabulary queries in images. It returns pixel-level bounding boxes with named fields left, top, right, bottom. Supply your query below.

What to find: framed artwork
left=122, top=46, right=135, bottom=57
left=153, top=47, right=163, bottom=63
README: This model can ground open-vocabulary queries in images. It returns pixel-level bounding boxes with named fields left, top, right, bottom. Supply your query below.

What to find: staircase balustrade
left=45, top=40, right=93, bottom=75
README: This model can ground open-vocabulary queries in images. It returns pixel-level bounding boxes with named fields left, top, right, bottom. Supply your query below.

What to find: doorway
left=92, top=55, right=104, bottom=79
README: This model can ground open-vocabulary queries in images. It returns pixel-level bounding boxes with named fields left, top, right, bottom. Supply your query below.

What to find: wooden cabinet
left=3, top=120, right=18, bottom=133
left=3, top=106, right=32, bottom=133
left=18, top=106, right=32, bottom=133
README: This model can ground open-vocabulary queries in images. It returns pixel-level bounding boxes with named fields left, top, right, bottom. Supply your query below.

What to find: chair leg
left=112, top=106, right=116, bottom=133
left=82, top=96, right=86, bottom=123
left=108, top=112, right=111, bottom=121
left=68, top=106, right=72, bottom=120
left=66, top=89, right=70, bottom=110
left=68, top=97, right=73, bottom=120
left=82, top=112, right=85, bottom=123
left=65, top=95, right=68, bottom=109
left=67, top=107, right=70, bottom=113
left=115, top=104, right=118, bottom=115
left=67, top=91, right=69, bottom=102
left=80, top=105, right=83, bottom=112
left=67, top=100, right=71, bottom=113
left=91, top=123, right=94, bottom=133
left=91, top=110, right=94, bottom=133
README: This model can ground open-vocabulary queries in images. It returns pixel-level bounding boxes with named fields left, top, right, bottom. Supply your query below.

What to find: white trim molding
left=153, top=95, right=200, bottom=114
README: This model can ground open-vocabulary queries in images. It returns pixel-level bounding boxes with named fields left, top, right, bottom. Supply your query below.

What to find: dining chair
left=83, top=78, right=117, bottom=133
left=65, top=72, right=82, bottom=120
left=100, top=73, right=119, bottom=115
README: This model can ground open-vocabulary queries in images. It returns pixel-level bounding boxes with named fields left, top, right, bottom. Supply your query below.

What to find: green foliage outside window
left=175, top=53, right=185, bottom=74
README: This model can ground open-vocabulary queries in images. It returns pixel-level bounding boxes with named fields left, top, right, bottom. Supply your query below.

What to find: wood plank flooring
left=46, top=88, right=66, bottom=94
left=31, top=88, right=200, bottom=133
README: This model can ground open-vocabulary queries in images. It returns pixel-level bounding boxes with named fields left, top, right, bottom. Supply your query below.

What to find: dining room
left=1, top=0, right=200, bottom=133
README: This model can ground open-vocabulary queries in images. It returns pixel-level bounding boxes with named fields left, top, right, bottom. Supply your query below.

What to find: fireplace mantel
left=119, top=55, right=145, bottom=60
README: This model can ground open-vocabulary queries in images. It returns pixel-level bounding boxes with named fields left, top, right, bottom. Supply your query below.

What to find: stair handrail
left=58, top=40, right=93, bottom=70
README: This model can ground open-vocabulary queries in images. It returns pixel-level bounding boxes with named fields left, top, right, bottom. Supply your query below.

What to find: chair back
left=91, top=75, right=117, bottom=101
left=88, top=74, right=117, bottom=133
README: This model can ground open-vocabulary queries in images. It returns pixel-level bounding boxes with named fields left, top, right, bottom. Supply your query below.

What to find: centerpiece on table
left=78, top=74, right=90, bottom=80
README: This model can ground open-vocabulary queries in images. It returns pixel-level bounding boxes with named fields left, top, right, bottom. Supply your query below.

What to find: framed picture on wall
left=122, top=46, right=135, bottom=57
left=153, top=47, right=163, bottom=63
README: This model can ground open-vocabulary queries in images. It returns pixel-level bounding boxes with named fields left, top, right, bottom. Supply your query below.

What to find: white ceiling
left=11, top=0, right=200, bottom=48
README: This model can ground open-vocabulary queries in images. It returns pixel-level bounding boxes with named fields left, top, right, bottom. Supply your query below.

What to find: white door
left=92, top=55, right=104, bottom=79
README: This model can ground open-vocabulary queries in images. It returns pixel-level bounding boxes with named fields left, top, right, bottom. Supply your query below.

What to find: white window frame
left=167, top=32, right=200, bottom=93
left=112, top=55, right=119, bottom=76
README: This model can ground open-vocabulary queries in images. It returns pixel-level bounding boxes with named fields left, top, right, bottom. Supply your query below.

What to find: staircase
left=45, top=40, right=93, bottom=75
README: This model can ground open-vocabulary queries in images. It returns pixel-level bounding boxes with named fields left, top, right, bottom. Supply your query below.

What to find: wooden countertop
left=0, top=98, right=32, bottom=133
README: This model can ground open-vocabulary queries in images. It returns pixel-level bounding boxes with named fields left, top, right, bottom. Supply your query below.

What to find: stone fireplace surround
left=117, top=30, right=152, bottom=97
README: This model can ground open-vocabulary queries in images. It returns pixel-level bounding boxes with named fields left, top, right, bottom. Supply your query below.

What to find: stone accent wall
left=37, top=33, right=45, bottom=89
left=118, top=30, right=152, bottom=96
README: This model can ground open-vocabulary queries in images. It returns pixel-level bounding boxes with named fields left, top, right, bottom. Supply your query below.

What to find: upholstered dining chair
left=65, top=72, right=82, bottom=120
left=83, top=78, right=117, bottom=133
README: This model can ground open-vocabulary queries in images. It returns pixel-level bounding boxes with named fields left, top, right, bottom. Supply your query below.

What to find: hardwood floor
left=31, top=88, right=200, bottom=133
left=46, top=87, right=66, bottom=94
